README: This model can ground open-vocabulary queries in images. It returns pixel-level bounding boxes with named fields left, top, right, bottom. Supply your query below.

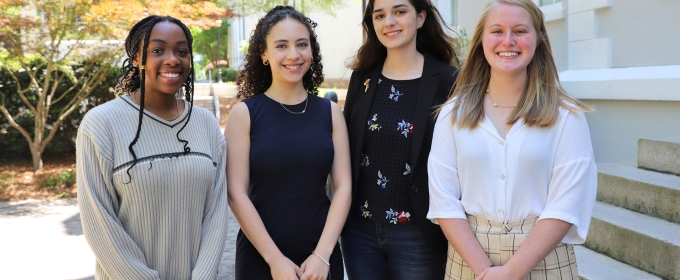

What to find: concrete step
left=585, top=201, right=680, bottom=279
left=194, top=83, right=213, bottom=96
left=575, top=245, right=661, bottom=280
left=638, top=137, right=680, bottom=176
left=193, top=97, right=216, bottom=116
left=597, top=162, right=680, bottom=224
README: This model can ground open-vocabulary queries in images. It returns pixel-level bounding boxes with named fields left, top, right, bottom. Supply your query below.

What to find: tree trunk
left=30, top=144, right=44, bottom=172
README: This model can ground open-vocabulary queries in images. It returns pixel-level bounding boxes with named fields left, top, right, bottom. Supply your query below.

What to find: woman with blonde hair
left=427, top=0, right=597, bottom=279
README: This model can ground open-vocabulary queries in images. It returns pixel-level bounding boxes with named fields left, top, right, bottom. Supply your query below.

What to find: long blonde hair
left=444, top=0, right=591, bottom=129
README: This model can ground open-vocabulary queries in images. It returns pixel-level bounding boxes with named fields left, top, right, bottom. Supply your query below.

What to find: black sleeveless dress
left=235, top=94, right=344, bottom=279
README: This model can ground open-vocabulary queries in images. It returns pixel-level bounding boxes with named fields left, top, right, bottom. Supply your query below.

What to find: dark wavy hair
left=350, top=0, right=460, bottom=71
left=113, top=15, right=196, bottom=182
left=236, top=6, right=324, bottom=98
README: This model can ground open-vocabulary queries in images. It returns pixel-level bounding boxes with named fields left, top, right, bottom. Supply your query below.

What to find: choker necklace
left=486, top=89, right=517, bottom=108
left=268, top=93, right=309, bottom=114
left=132, top=92, right=180, bottom=121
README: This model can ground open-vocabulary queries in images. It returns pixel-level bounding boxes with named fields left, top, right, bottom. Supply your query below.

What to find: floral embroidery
left=360, top=200, right=372, bottom=218
left=376, top=170, right=389, bottom=189
left=388, top=85, right=404, bottom=102
left=361, top=154, right=370, bottom=169
left=386, top=209, right=411, bottom=224
left=403, top=163, right=411, bottom=175
left=397, top=120, right=413, bottom=138
left=364, top=79, right=371, bottom=92
left=367, top=114, right=382, bottom=131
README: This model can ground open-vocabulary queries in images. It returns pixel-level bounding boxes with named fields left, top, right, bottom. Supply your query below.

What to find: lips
left=385, top=30, right=401, bottom=38
left=498, top=52, right=519, bottom=57
left=283, top=64, right=303, bottom=71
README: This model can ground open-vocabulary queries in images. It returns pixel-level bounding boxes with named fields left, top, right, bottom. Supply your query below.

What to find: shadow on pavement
left=63, top=212, right=84, bottom=235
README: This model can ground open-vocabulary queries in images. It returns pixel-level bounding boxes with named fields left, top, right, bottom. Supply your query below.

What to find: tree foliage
left=223, top=0, right=344, bottom=16
left=0, top=0, right=231, bottom=171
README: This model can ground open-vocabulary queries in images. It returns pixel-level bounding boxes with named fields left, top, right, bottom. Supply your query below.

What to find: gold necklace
left=132, top=92, right=180, bottom=121
left=486, top=89, right=517, bottom=108
left=268, top=93, right=309, bottom=114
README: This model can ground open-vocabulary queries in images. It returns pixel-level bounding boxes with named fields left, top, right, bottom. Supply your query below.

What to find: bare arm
left=439, top=218, right=493, bottom=275
left=300, top=102, right=352, bottom=280
left=225, top=103, right=301, bottom=280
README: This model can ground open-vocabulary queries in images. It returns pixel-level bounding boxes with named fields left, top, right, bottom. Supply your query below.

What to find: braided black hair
left=114, top=15, right=196, bottom=182
left=236, top=6, right=324, bottom=99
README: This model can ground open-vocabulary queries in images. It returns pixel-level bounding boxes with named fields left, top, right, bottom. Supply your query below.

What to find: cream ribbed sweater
left=76, top=96, right=227, bottom=280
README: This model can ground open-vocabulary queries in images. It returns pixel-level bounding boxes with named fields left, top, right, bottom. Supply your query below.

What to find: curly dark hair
left=236, top=6, right=324, bottom=98
left=113, top=15, right=196, bottom=182
left=350, top=0, right=460, bottom=71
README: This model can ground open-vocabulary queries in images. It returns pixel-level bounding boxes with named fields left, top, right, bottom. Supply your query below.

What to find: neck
left=382, top=47, right=423, bottom=80
left=266, top=80, right=308, bottom=104
left=488, top=70, right=527, bottom=101
left=134, top=89, right=178, bottom=109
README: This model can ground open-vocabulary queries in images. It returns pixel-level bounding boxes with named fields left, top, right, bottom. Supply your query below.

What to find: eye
left=396, top=9, right=407, bottom=15
left=374, top=14, right=384, bottom=20
left=177, top=49, right=189, bottom=56
left=297, top=42, right=309, bottom=48
left=275, top=44, right=286, bottom=49
left=491, top=29, right=502, bottom=34
left=515, top=29, right=528, bottom=34
left=151, top=48, right=163, bottom=54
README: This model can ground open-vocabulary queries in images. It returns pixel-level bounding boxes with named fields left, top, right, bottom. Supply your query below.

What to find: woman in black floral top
left=341, top=0, right=459, bottom=279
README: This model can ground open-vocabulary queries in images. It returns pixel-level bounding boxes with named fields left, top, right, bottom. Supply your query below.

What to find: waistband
left=466, top=215, right=538, bottom=235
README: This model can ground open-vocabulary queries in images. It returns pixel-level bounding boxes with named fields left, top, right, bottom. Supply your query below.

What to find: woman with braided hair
left=76, top=15, right=228, bottom=279
left=226, top=6, right=351, bottom=280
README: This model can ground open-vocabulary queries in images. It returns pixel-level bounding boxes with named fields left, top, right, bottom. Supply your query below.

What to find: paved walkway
left=0, top=198, right=239, bottom=280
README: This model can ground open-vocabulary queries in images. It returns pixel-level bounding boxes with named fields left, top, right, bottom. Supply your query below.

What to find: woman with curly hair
left=76, top=15, right=228, bottom=279
left=340, top=0, right=459, bottom=278
left=225, top=6, right=351, bottom=280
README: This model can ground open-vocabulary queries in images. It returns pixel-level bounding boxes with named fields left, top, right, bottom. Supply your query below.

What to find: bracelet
left=312, top=252, right=330, bottom=266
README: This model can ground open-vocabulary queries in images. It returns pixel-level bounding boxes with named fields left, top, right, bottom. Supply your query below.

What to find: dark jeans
left=341, top=216, right=446, bottom=280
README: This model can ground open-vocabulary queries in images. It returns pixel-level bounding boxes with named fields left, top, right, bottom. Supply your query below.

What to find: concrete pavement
left=0, top=199, right=239, bottom=280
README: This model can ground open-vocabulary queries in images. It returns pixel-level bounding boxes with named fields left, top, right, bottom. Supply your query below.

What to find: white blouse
left=427, top=102, right=597, bottom=244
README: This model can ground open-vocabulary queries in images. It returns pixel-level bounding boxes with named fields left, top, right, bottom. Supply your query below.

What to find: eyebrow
left=373, top=4, right=407, bottom=14
left=487, top=23, right=530, bottom=28
left=273, top=38, right=310, bottom=43
left=149, top=39, right=189, bottom=45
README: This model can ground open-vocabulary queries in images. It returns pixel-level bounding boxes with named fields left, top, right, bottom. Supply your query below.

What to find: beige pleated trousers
left=444, top=215, right=579, bottom=280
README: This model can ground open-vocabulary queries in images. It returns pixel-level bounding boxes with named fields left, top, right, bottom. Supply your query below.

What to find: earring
left=263, top=60, right=269, bottom=66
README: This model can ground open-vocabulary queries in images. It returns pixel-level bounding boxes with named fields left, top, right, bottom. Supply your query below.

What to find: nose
left=384, top=13, right=396, bottom=27
left=502, top=32, right=515, bottom=46
left=165, top=51, right=180, bottom=66
left=286, top=46, right=301, bottom=60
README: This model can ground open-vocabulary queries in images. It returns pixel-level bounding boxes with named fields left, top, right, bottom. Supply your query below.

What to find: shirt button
left=498, top=210, right=505, bottom=216
left=500, top=174, right=505, bottom=180
left=411, top=185, right=418, bottom=192
left=500, top=142, right=504, bottom=146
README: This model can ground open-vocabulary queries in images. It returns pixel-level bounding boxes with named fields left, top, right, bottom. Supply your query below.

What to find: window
left=540, top=0, right=562, bottom=5
left=450, top=0, right=459, bottom=27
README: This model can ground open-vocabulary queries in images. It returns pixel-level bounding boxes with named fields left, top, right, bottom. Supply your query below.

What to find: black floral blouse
left=356, top=75, right=420, bottom=225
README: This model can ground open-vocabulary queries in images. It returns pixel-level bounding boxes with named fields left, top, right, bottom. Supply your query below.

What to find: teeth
left=160, top=73, right=180, bottom=78
left=499, top=52, right=518, bottom=57
left=386, top=31, right=400, bottom=36
left=285, top=65, right=302, bottom=70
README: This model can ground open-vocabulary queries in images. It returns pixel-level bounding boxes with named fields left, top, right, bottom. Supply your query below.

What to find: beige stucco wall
left=598, top=0, right=680, bottom=68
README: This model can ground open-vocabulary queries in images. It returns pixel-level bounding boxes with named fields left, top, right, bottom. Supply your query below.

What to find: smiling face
left=134, top=21, right=190, bottom=96
left=371, top=0, right=425, bottom=52
left=482, top=3, right=537, bottom=78
left=260, top=18, right=312, bottom=88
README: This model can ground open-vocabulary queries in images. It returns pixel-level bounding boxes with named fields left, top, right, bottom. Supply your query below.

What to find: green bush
left=209, top=68, right=239, bottom=83
left=41, top=169, right=76, bottom=190
left=0, top=61, right=119, bottom=159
